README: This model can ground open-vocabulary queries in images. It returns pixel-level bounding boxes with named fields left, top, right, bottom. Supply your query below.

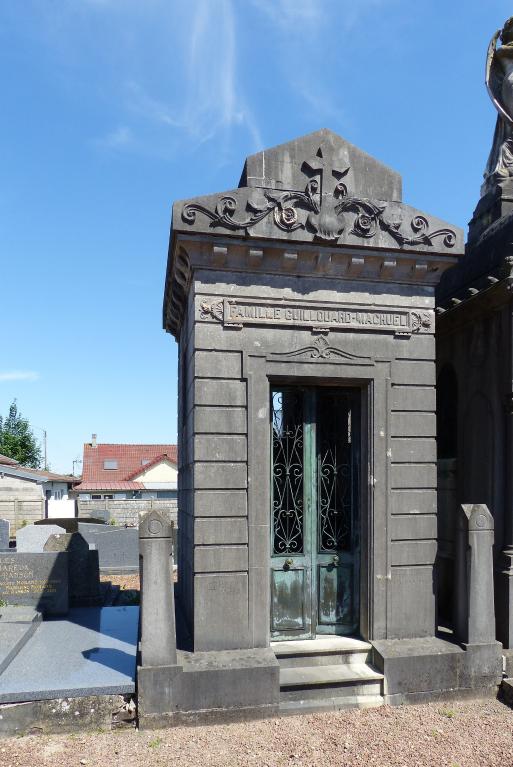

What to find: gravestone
left=43, top=533, right=101, bottom=607
left=455, top=504, right=496, bottom=645
left=0, top=552, right=68, bottom=615
left=78, top=526, right=139, bottom=573
left=34, top=518, right=105, bottom=533
left=0, top=520, right=9, bottom=551
left=16, top=524, right=66, bottom=553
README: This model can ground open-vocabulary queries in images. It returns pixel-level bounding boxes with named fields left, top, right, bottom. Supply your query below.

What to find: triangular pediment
left=239, top=129, right=402, bottom=202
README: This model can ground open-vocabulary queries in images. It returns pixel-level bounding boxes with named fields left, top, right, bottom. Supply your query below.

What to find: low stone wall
left=77, top=499, right=177, bottom=528
left=0, top=500, right=45, bottom=533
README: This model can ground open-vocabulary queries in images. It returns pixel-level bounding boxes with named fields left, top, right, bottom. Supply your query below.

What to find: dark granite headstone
left=43, top=533, right=101, bottom=607
left=78, top=526, right=139, bottom=573
left=34, top=517, right=106, bottom=534
left=0, top=520, right=9, bottom=551
left=0, top=552, right=68, bottom=615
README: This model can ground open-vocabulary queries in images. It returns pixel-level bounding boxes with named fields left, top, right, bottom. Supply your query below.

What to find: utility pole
left=33, top=425, right=48, bottom=470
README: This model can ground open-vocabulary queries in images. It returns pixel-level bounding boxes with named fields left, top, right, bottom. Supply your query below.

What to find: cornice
left=163, top=236, right=458, bottom=339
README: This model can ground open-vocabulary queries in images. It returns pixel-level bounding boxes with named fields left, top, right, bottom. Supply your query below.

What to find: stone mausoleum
left=136, top=123, right=504, bottom=723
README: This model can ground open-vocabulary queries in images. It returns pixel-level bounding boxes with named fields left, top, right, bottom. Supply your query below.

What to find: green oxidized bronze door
left=270, top=386, right=361, bottom=640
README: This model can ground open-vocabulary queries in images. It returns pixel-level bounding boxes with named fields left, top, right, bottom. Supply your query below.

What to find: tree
left=0, top=400, right=42, bottom=468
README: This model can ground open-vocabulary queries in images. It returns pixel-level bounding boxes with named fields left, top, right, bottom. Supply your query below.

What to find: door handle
left=332, top=555, right=340, bottom=566
left=284, top=558, right=293, bottom=569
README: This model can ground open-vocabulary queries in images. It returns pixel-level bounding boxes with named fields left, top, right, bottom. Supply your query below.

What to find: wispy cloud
left=95, top=125, right=134, bottom=149
left=0, top=371, right=39, bottom=382
left=97, top=0, right=263, bottom=155
left=249, top=0, right=322, bottom=28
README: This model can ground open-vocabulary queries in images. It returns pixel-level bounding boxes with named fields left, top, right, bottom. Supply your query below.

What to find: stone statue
left=483, top=16, right=513, bottom=194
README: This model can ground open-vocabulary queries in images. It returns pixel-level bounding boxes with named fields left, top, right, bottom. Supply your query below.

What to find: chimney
left=91, top=433, right=97, bottom=448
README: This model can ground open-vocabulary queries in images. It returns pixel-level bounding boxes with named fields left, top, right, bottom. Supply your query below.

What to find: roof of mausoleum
left=163, top=128, right=464, bottom=338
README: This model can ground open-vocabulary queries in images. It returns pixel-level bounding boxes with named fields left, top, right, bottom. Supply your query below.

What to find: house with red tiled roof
left=72, top=435, right=178, bottom=501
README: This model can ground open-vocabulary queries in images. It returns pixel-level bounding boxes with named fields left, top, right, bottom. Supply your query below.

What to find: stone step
left=278, top=694, right=384, bottom=716
left=272, top=637, right=372, bottom=668
left=279, top=663, right=383, bottom=701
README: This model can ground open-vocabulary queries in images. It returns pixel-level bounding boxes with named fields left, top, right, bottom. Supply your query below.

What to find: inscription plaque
left=0, top=552, right=69, bottom=615
left=200, top=298, right=431, bottom=335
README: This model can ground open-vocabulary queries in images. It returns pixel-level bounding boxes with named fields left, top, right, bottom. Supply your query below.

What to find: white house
left=0, top=453, right=78, bottom=529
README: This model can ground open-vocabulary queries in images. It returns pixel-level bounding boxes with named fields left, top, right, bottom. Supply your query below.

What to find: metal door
left=270, top=386, right=360, bottom=640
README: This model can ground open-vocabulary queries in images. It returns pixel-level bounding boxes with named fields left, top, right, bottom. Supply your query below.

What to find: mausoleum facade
left=135, top=129, right=501, bottom=720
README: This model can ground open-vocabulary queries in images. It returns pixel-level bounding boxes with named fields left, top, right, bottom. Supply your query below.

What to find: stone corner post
left=454, top=503, right=496, bottom=645
left=139, top=509, right=177, bottom=667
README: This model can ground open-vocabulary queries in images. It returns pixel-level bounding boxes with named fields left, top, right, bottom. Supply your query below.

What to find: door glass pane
left=317, top=391, right=355, bottom=552
left=271, top=388, right=304, bottom=555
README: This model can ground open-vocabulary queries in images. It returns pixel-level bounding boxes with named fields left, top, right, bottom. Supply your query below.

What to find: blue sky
left=0, top=0, right=509, bottom=473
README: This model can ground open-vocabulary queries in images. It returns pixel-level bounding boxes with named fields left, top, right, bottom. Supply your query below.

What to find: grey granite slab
left=0, top=606, right=42, bottom=624
left=0, top=520, right=9, bottom=551
left=0, top=606, right=139, bottom=703
left=16, top=524, right=66, bottom=553
left=0, top=609, right=42, bottom=676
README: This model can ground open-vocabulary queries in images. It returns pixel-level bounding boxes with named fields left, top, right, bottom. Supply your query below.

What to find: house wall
left=0, top=474, right=44, bottom=529
left=179, top=267, right=438, bottom=652
left=133, top=461, right=178, bottom=483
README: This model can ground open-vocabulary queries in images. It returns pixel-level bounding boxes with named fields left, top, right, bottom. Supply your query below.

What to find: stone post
left=139, top=510, right=176, bottom=666
left=454, top=504, right=495, bottom=645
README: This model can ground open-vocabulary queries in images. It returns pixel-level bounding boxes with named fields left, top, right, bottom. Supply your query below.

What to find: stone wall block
left=194, top=463, right=247, bottom=490
left=194, top=407, right=246, bottom=434
left=390, top=438, right=436, bottom=463
left=390, top=540, right=437, bottom=567
left=194, top=351, right=242, bottom=379
left=390, top=463, right=437, bottom=489
left=195, top=380, right=247, bottom=407
left=194, top=435, right=247, bottom=462
left=391, top=412, right=436, bottom=438
left=194, top=545, right=248, bottom=572
left=390, top=514, right=437, bottom=541
left=195, top=518, right=248, bottom=546
left=390, top=386, right=436, bottom=412
left=194, top=490, right=247, bottom=517
left=390, top=490, right=437, bottom=516
left=392, top=360, right=436, bottom=386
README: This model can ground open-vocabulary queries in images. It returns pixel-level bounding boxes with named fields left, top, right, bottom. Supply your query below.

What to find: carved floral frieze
left=181, top=147, right=456, bottom=248
left=274, top=335, right=372, bottom=362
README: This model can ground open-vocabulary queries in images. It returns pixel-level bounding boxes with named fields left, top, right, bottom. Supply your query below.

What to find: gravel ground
left=99, top=574, right=140, bottom=591
left=1, top=699, right=512, bottom=767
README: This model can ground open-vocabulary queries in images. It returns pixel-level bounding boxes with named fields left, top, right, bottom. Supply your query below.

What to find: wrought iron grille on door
left=270, top=386, right=361, bottom=639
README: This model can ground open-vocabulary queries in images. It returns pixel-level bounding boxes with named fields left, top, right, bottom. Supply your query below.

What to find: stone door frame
left=244, top=347, right=392, bottom=648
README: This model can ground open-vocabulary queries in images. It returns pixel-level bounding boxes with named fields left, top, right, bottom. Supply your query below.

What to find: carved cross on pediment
left=301, top=145, right=350, bottom=201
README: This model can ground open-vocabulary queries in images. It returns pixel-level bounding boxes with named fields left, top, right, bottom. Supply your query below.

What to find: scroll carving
left=182, top=147, right=456, bottom=248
